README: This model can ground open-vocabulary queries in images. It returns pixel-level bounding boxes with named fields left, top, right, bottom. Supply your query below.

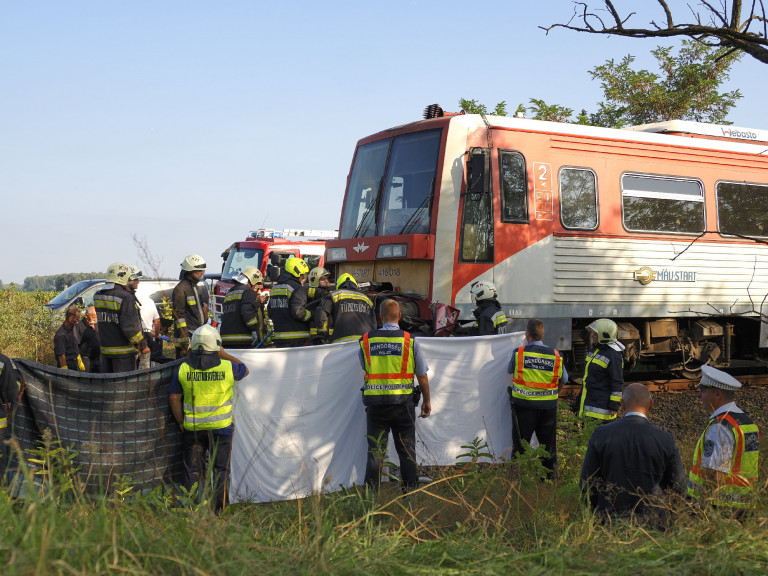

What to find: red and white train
left=324, top=107, right=768, bottom=376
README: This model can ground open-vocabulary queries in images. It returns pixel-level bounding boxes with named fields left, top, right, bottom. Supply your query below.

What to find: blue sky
left=2, top=1, right=766, bottom=284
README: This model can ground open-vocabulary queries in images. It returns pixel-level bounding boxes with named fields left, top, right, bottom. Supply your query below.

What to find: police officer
left=267, top=257, right=313, bottom=347
left=469, top=281, right=508, bottom=335
left=579, top=318, right=624, bottom=421
left=507, top=319, right=567, bottom=479
left=688, top=365, right=760, bottom=512
left=359, top=299, right=431, bottom=491
left=172, top=254, right=208, bottom=358
left=94, top=262, right=148, bottom=373
left=220, top=266, right=268, bottom=349
left=317, top=273, right=377, bottom=343
left=169, top=325, right=249, bottom=513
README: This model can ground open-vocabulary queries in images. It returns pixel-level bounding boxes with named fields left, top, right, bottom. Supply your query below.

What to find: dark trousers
left=364, top=401, right=418, bottom=490
left=511, top=404, right=558, bottom=478
left=100, top=355, right=136, bottom=374
left=182, top=429, right=232, bottom=513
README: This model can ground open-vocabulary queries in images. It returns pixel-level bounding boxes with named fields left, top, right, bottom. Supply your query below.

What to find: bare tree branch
left=543, top=1, right=768, bottom=65
left=132, top=234, right=165, bottom=279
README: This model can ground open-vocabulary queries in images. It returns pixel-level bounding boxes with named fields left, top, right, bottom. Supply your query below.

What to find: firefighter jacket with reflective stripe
left=306, top=286, right=330, bottom=336
left=94, top=285, right=144, bottom=358
left=178, top=359, right=235, bottom=430
left=319, top=288, right=376, bottom=343
left=220, top=285, right=265, bottom=348
left=267, top=272, right=311, bottom=346
left=472, top=298, right=508, bottom=336
left=579, top=345, right=623, bottom=420
left=688, top=410, right=760, bottom=508
left=172, top=277, right=206, bottom=346
left=360, top=329, right=415, bottom=406
left=510, top=344, right=562, bottom=409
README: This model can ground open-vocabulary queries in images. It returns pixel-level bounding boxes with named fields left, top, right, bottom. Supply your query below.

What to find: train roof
left=366, top=113, right=768, bottom=155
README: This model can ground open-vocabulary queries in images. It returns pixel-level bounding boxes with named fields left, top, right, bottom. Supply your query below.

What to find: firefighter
left=169, top=324, right=249, bottom=513
left=688, top=365, right=760, bottom=513
left=317, top=273, right=377, bottom=343
left=307, top=267, right=332, bottom=337
left=220, top=266, right=268, bottom=349
left=267, top=257, right=313, bottom=347
left=469, top=281, right=508, bottom=335
left=94, top=262, right=148, bottom=373
left=507, top=318, right=568, bottom=480
left=579, top=318, right=624, bottom=421
left=172, top=254, right=208, bottom=358
left=360, top=298, right=431, bottom=491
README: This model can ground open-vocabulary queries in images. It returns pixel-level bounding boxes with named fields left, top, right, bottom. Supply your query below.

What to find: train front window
left=622, top=173, right=704, bottom=233
left=339, top=139, right=391, bottom=239
left=717, top=181, right=768, bottom=238
left=378, top=130, right=441, bottom=236
left=222, top=248, right=264, bottom=280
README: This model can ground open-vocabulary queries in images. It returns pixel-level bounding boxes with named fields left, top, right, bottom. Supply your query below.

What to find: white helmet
left=308, top=267, right=330, bottom=288
left=181, top=254, right=206, bottom=272
left=470, top=281, right=497, bottom=303
left=190, top=325, right=221, bottom=352
left=587, top=318, right=619, bottom=345
left=128, top=265, right=143, bottom=282
left=106, top=262, right=131, bottom=286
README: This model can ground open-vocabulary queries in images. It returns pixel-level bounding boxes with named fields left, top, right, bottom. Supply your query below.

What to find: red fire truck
left=212, top=228, right=336, bottom=321
left=324, top=105, right=768, bottom=375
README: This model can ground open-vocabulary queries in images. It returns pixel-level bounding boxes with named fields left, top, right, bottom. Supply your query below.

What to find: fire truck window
left=717, top=181, right=768, bottom=238
left=339, top=139, right=391, bottom=239
left=622, top=173, right=704, bottom=233
left=378, top=130, right=441, bottom=236
left=304, top=255, right=321, bottom=269
left=500, top=151, right=528, bottom=223
left=222, top=248, right=265, bottom=280
left=560, top=168, right=598, bottom=230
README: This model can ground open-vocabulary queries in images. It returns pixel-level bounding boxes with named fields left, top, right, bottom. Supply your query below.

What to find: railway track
left=560, top=366, right=768, bottom=397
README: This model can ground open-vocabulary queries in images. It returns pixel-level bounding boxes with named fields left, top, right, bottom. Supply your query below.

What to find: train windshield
left=222, top=247, right=264, bottom=280
left=339, top=130, right=441, bottom=238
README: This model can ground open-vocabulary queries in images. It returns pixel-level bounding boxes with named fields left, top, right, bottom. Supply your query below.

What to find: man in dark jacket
left=73, top=305, right=101, bottom=372
left=220, top=266, right=267, bottom=349
left=580, top=383, right=686, bottom=519
left=267, top=257, right=312, bottom=347
left=94, top=262, right=148, bottom=373
left=469, top=281, right=508, bottom=335
left=317, top=273, right=377, bottom=343
left=54, top=306, right=83, bottom=370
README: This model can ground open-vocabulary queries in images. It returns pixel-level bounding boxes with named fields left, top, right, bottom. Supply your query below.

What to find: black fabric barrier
left=4, top=359, right=184, bottom=494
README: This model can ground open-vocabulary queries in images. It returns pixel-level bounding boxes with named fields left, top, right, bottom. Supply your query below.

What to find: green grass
left=2, top=437, right=768, bottom=576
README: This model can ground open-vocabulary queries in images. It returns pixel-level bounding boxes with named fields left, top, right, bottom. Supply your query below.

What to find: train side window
left=622, top=173, right=704, bottom=233
left=460, top=148, right=493, bottom=262
left=717, top=181, right=768, bottom=238
left=559, top=167, right=598, bottom=230
left=499, top=150, right=528, bottom=223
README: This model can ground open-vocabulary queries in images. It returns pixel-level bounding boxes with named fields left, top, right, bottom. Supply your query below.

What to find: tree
left=459, top=99, right=509, bottom=116
left=467, top=39, right=741, bottom=127
left=587, top=39, right=741, bottom=127
left=544, top=1, right=768, bottom=65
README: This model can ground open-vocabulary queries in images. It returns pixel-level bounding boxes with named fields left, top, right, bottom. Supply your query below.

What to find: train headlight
left=326, top=247, right=347, bottom=262
left=376, top=243, right=407, bottom=258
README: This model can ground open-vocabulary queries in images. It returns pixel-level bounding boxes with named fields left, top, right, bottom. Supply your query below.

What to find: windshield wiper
left=398, top=177, right=435, bottom=235
left=353, top=177, right=384, bottom=238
